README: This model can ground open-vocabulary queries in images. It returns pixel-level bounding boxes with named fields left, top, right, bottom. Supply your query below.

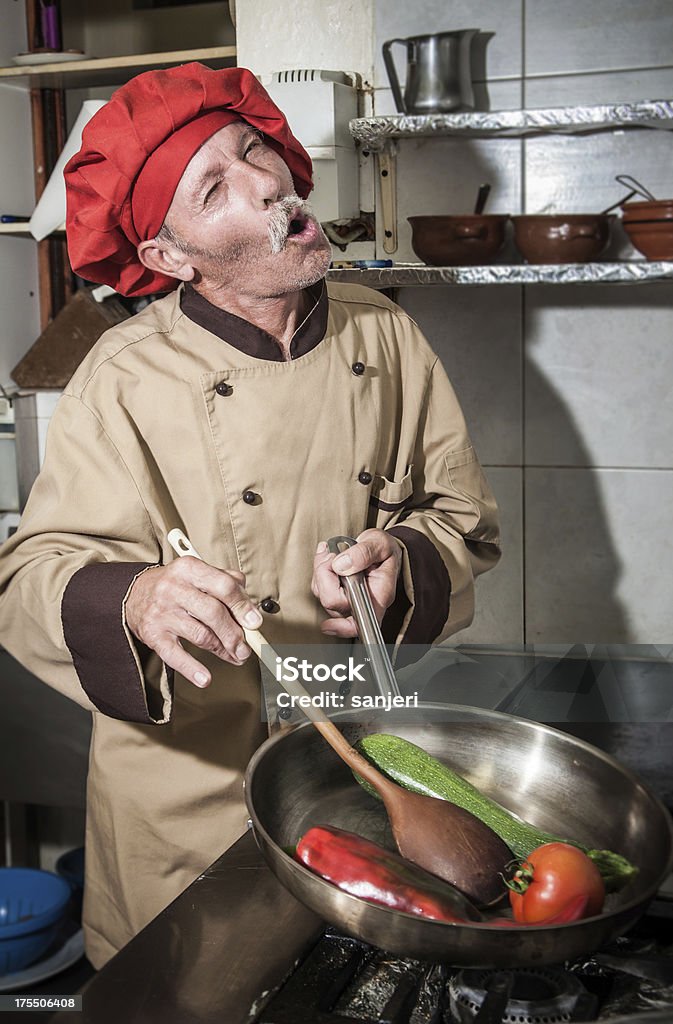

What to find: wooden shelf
left=0, top=222, right=32, bottom=236
left=0, top=222, right=65, bottom=236
left=0, top=45, right=237, bottom=89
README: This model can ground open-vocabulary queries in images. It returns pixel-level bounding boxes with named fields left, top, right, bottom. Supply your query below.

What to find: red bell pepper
left=296, top=825, right=483, bottom=923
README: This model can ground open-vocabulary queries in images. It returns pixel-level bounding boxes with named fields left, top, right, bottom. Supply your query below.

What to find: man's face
left=159, top=122, right=332, bottom=296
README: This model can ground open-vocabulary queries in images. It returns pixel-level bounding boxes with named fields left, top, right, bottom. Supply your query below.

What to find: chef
left=0, top=63, right=500, bottom=969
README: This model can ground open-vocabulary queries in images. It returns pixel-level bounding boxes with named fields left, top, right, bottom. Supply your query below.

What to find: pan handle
left=327, top=536, right=401, bottom=700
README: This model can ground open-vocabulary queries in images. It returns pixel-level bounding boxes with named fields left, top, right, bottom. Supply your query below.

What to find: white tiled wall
left=394, top=289, right=525, bottom=645
left=523, top=0, right=673, bottom=77
left=398, top=286, right=523, bottom=466
left=525, top=468, right=673, bottom=643
left=452, top=467, right=524, bottom=644
left=523, top=131, right=673, bottom=222
left=523, top=68, right=673, bottom=108
left=525, top=285, right=673, bottom=469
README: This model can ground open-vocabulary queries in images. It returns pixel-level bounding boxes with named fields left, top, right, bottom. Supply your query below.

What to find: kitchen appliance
left=408, top=214, right=508, bottom=265
left=261, top=70, right=360, bottom=223
left=383, top=31, right=478, bottom=115
left=245, top=706, right=673, bottom=966
left=512, top=214, right=614, bottom=264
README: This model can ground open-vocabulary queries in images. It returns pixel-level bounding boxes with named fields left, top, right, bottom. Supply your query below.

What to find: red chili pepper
left=296, top=825, right=483, bottom=924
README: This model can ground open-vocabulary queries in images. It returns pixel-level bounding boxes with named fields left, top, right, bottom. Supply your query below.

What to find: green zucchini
left=354, top=733, right=638, bottom=893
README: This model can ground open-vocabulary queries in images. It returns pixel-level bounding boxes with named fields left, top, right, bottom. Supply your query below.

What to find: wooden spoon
left=167, top=529, right=510, bottom=905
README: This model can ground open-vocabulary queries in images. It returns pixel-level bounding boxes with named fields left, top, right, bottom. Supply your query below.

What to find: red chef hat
left=64, top=63, right=314, bottom=296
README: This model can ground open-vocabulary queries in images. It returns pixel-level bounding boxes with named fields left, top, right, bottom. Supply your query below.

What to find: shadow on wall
left=522, top=354, right=629, bottom=643
left=471, top=32, right=496, bottom=112
left=523, top=286, right=672, bottom=644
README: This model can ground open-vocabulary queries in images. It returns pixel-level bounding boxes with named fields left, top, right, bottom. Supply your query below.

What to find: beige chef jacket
left=0, top=281, right=500, bottom=968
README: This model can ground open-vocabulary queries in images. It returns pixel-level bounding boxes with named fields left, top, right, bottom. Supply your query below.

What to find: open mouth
left=287, top=209, right=309, bottom=237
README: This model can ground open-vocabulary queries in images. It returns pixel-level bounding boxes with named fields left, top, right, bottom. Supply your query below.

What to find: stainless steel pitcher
left=382, top=30, right=478, bottom=115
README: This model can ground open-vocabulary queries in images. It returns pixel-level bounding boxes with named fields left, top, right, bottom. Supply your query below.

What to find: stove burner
left=450, top=966, right=592, bottom=1023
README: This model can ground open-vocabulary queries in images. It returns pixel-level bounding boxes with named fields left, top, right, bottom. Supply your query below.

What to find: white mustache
left=268, top=194, right=313, bottom=253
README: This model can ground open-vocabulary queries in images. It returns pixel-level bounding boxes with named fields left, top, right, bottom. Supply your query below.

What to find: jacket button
left=260, top=598, right=279, bottom=614
left=352, top=361, right=366, bottom=376
left=215, top=381, right=233, bottom=396
left=358, top=471, right=373, bottom=485
left=243, top=490, right=257, bottom=505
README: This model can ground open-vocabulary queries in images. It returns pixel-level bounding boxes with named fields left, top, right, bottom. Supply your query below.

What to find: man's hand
left=311, top=529, right=403, bottom=637
left=125, top=557, right=263, bottom=688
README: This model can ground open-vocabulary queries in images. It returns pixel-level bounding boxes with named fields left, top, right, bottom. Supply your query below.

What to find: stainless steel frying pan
left=245, top=705, right=673, bottom=966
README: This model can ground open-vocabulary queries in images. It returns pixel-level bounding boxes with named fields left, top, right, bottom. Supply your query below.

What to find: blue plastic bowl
left=0, top=868, right=72, bottom=975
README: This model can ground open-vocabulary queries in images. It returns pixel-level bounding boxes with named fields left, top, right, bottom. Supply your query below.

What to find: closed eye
left=203, top=180, right=221, bottom=205
left=243, top=130, right=265, bottom=159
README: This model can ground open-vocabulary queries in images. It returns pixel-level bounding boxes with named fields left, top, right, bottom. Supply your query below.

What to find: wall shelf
left=0, top=45, right=236, bottom=89
left=349, top=100, right=673, bottom=255
left=0, top=222, right=31, bottom=236
left=0, top=223, right=64, bottom=237
left=327, top=261, right=673, bottom=288
left=349, top=100, right=673, bottom=147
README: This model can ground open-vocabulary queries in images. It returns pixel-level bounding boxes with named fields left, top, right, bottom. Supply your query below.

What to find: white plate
left=12, top=52, right=88, bottom=67
left=0, top=930, right=84, bottom=992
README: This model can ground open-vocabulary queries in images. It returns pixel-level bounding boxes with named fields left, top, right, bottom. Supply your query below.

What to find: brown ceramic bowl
left=408, top=215, right=509, bottom=266
left=620, top=198, right=673, bottom=258
left=512, top=214, right=614, bottom=264
left=621, top=199, right=673, bottom=223
left=622, top=219, right=673, bottom=259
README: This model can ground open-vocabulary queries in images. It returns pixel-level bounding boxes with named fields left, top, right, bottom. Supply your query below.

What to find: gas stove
left=253, top=911, right=673, bottom=1023
left=60, top=827, right=673, bottom=1024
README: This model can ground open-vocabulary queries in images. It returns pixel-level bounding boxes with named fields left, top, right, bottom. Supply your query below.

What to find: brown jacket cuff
left=62, top=562, right=173, bottom=724
left=385, top=526, right=451, bottom=646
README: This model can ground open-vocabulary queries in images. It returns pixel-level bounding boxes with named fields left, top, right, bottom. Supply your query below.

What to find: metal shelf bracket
left=377, top=141, right=398, bottom=254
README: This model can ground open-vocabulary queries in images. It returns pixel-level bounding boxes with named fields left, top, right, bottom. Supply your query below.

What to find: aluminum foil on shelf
left=349, top=100, right=673, bottom=146
left=326, top=261, right=673, bottom=288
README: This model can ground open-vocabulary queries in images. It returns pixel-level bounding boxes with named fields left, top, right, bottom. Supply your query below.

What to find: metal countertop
left=55, top=831, right=323, bottom=1024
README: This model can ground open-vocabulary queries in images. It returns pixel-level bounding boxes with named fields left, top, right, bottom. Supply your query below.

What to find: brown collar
left=180, top=280, right=328, bottom=361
